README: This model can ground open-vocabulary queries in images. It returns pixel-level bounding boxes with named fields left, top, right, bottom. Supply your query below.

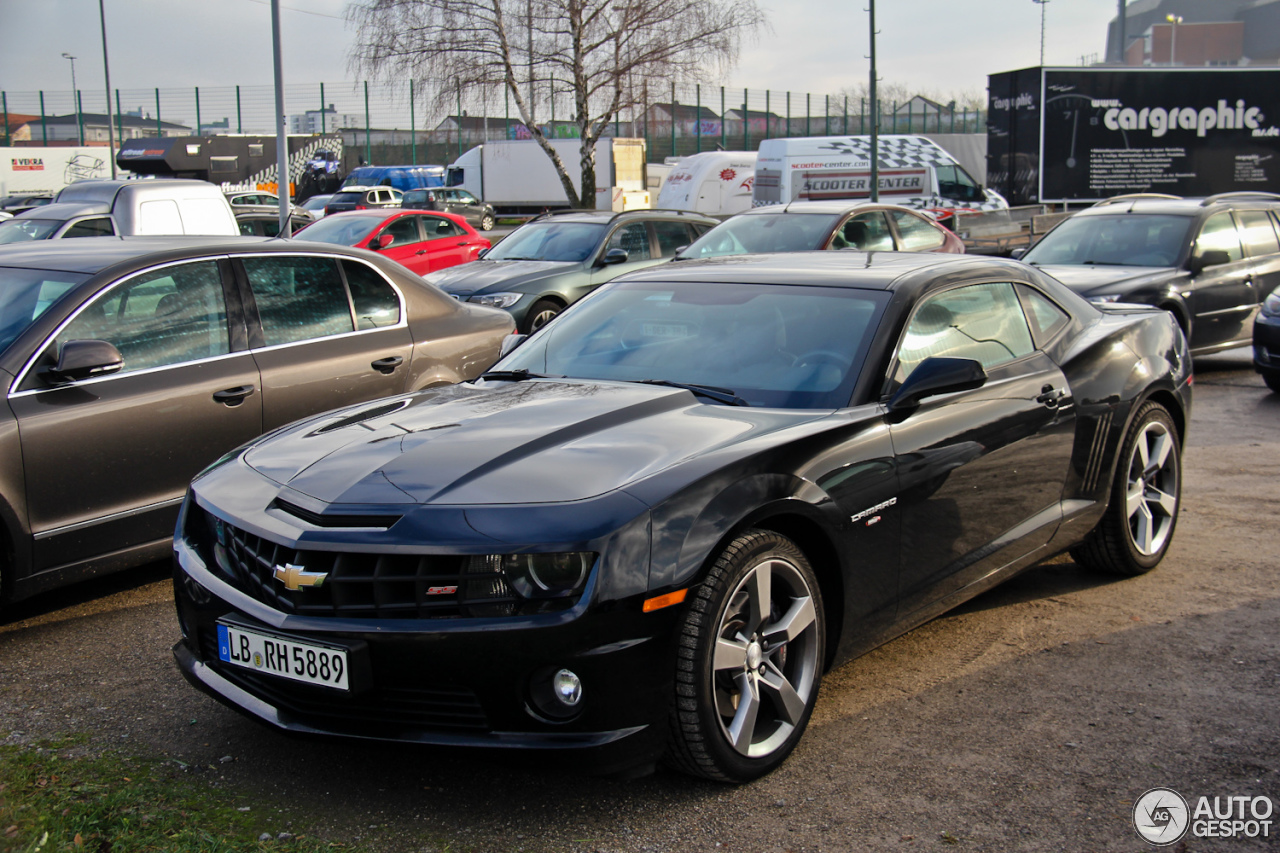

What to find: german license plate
left=217, top=623, right=349, bottom=691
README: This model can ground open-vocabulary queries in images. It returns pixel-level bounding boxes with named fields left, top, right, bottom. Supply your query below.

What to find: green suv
left=425, top=209, right=718, bottom=333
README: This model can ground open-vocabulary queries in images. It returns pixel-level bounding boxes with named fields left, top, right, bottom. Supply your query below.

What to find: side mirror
left=499, top=334, right=527, bottom=358
left=888, top=357, right=987, bottom=413
left=374, top=233, right=395, bottom=250
left=599, top=247, right=629, bottom=266
left=477, top=247, right=490, bottom=259
left=1190, top=249, right=1230, bottom=275
left=1010, top=247, right=1027, bottom=260
left=51, top=339, right=123, bottom=382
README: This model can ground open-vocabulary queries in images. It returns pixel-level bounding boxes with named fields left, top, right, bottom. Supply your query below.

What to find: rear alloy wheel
left=480, top=212, right=495, bottom=232
left=1072, top=401, right=1181, bottom=575
left=669, top=530, right=824, bottom=783
left=522, top=299, right=562, bottom=334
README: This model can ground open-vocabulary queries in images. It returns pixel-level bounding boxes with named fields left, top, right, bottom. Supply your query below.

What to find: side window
left=55, top=261, right=229, bottom=374
left=606, top=223, right=652, bottom=261
left=423, top=216, right=463, bottom=239
left=893, top=282, right=1034, bottom=385
left=1017, top=284, right=1070, bottom=344
left=652, top=221, right=693, bottom=257
left=63, top=218, right=115, bottom=238
left=238, top=220, right=258, bottom=236
left=1237, top=210, right=1280, bottom=258
left=342, top=261, right=402, bottom=330
left=837, top=212, right=894, bottom=251
left=1194, top=212, right=1244, bottom=264
left=457, top=191, right=478, bottom=204
left=889, top=210, right=945, bottom=251
left=380, top=216, right=421, bottom=246
left=242, top=256, right=355, bottom=346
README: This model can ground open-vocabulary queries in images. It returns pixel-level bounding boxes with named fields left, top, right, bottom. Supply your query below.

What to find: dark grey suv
left=1020, top=192, right=1280, bottom=355
left=425, top=209, right=718, bottom=333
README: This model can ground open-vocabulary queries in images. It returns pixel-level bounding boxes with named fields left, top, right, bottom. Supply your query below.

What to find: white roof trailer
left=656, top=151, right=757, bottom=217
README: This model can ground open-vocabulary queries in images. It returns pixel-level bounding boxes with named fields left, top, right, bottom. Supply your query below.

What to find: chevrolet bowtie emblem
left=273, top=563, right=327, bottom=591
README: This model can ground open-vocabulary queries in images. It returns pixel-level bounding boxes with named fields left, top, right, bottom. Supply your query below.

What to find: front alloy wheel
left=669, top=530, right=824, bottom=782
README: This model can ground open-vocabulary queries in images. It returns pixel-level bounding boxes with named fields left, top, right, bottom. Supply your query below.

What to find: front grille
left=198, top=632, right=489, bottom=731
left=195, top=508, right=521, bottom=619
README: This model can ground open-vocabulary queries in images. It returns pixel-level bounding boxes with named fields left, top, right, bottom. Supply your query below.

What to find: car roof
left=14, top=202, right=110, bottom=220
left=1074, top=193, right=1280, bottom=218
left=0, top=235, right=388, bottom=275
left=616, top=250, right=1012, bottom=291
left=738, top=201, right=924, bottom=216
left=527, top=210, right=719, bottom=225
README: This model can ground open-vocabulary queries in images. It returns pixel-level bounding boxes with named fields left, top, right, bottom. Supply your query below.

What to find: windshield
left=299, top=196, right=330, bottom=210
left=1023, top=213, right=1193, bottom=267
left=0, top=267, right=88, bottom=353
left=680, top=213, right=839, bottom=259
left=0, top=219, right=61, bottom=243
left=294, top=215, right=378, bottom=246
left=485, top=222, right=604, bottom=262
left=498, top=279, right=889, bottom=409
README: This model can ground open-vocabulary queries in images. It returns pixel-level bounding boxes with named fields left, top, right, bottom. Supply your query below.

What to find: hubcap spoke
left=746, top=562, right=773, bottom=636
left=714, top=636, right=750, bottom=672
left=1149, top=431, right=1173, bottom=471
left=1147, top=485, right=1177, bottom=518
left=1126, top=481, right=1145, bottom=519
left=726, top=671, right=761, bottom=753
left=1133, top=504, right=1155, bottom=553
left=759, top=661, right=807, bottom=725
left=762, top=595, right=816, bottom=645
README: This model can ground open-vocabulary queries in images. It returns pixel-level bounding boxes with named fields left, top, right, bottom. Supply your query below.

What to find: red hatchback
left=295, top=210, right=490, bottom=276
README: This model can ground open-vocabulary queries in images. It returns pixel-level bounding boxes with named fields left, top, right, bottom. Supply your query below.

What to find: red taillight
left=355, top=204, right=367, bottom=210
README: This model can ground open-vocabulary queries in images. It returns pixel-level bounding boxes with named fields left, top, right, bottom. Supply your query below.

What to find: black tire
left=480, top=212, right=495, bottom=232
left=668, top=529, right=825, bottom=783
left=1071, top=401, right=1182, bottom=575
left=521, top=299, right=562, bottom=334
left=1263, top=370, right=1280, bottom=395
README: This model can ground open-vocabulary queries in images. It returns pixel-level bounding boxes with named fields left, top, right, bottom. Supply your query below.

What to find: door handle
left=371, top=356, right=404, bottom=374
left=213, top=385, right=255, bottom=405
left=1035, top=385, right=1064, bottom=407
left=456, top=240, right=471, bottom=246
left=415, top=249, right=427, bottom=255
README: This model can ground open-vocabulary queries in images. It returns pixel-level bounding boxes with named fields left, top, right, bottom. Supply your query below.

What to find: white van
left=752, top=135, right=1007, bottom=223
left=656, top=151, right=757, bottom=217
left=50, top=179, right=239, bottom=236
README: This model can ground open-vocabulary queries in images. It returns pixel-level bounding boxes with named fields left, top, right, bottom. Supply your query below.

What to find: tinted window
left=0, top=219, right=61, bottom=243
left=422, top=216, right=463, bottom=239
left=1236, top=210, right=1280, bottom=258
left=486, top=222, right=603, bottom=262
left=607, top=223, right=652, bottom=260
left=0, top=268, right=88, bottom=353
left=889, top=210, right=944, bottom=251
left=835, top=212, right=894, bottom=251
left=342, top=261, right=401, bottom=330
left=1017, top=285, right=1070, bottom=344
left=894, top=282, right=1034, bottom=385
left=57, top=261, right=229, bottom=374
left=380, top=216, right=421, bottom=246
left=295, top=215, right=378, bottom=246
left=64, top=218, right=114, bottom=238
left=1194, top=212, right=1244, bottom=264
left=682, top=213, right=837, bottom=258
left=243, top=256, right=355, bottom=346
left=653, top=221, right=693, bottom=256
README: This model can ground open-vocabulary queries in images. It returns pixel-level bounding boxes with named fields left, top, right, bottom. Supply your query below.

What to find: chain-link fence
left=2, top=80, right=987, bottom=166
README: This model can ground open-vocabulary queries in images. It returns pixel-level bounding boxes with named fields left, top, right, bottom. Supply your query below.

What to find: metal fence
left=1, top=80, right=987, bottom=166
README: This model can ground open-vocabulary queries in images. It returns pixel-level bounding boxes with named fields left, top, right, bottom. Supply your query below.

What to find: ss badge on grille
left=273, top=563, right=328, bottom=591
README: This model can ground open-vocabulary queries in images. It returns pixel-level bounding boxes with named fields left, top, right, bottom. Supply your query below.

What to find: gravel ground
left=1, top=347, right=1277, bottom=852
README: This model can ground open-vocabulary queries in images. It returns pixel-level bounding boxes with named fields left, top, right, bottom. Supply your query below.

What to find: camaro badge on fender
left=851, top=497, right=897, bottom=525
left=273, top=563, right=327, bottom=591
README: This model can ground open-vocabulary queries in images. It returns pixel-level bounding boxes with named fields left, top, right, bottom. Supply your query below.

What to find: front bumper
left=1253, top=311, right=1280, bottom=374
left=171, top=506, right=678, bottom=768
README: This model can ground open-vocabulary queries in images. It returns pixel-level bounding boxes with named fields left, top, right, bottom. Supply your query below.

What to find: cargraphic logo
left=1133, top=787, right=1190, bottom=846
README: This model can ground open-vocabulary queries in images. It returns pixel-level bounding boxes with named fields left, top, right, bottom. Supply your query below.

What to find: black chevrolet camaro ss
left=172, top=252, right=1192, bottom=783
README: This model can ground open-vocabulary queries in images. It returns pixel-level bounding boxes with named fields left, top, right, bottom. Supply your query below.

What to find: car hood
left=242, top=380, right=823, bottom=506
left=431, top=259, right=580, bottom=294
left=1034, top=264, right=1178, bottom=296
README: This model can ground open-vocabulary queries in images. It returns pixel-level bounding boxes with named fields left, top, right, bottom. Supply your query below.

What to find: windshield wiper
left=478, top=369, right=549, bottom=381
left=636, top=379, right=750, bottom=406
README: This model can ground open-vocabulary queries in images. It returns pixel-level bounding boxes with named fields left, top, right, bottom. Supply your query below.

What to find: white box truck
left=445, top=138, right=647, bottom=216
left=752, top=135, right=1007, bottom=224
left=655, top=151, right=757, bottom=217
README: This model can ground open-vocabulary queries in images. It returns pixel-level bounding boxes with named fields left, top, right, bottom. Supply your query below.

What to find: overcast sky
left=2, top=0, right=1123, bottom=108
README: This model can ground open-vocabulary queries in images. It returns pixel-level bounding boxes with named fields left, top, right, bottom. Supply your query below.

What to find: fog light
left=553, top=669, right=582, bottom=707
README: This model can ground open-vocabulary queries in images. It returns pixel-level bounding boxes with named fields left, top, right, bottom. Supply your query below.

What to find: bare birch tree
left=347, top=0, right=766, bottom=207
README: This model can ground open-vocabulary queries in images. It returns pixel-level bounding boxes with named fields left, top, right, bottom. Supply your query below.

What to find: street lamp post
left=1032, top=0, right=1049, bottom=66
left=62, top=52, right=81, bottom=145
left=99, top=0, right=117, bottom=178
left=1166, top=14, right=1183, bottom=66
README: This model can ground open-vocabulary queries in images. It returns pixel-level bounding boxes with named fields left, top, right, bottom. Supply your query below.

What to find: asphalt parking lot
left=0, top=346, right=1276, bottom=852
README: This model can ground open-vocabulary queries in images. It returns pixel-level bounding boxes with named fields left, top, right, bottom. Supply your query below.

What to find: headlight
left=1088, top=294, right=1124, bottom=304
left=1263, top=291, right=1280, bottom=317
left=469, top=292, right=523, bottom=309
left=501, top=552, right=594, bottom=597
